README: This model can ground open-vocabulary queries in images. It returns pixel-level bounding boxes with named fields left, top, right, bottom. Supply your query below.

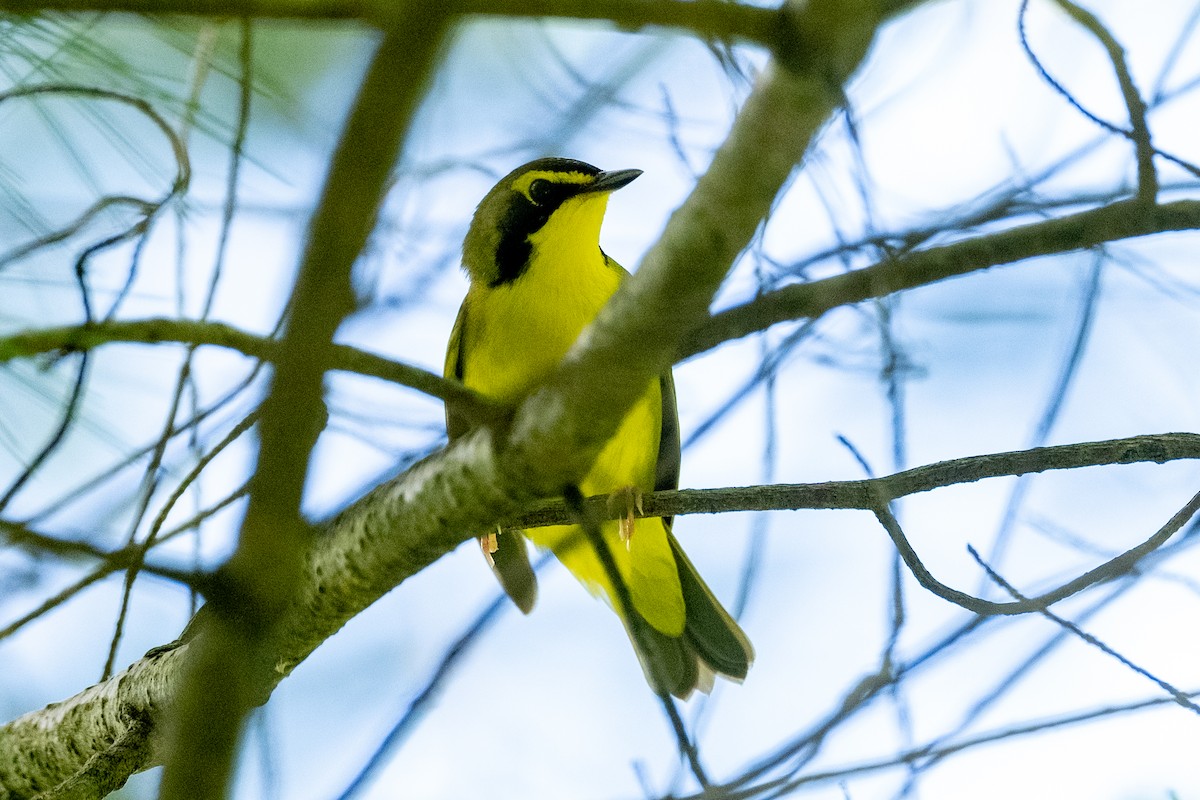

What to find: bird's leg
left=607, top=486, right=644, bottom=550
left=480, top=527, right=500, bottom=566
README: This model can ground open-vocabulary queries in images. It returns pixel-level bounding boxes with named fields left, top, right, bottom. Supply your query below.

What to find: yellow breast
left=459, top=192, right=623, bottom=402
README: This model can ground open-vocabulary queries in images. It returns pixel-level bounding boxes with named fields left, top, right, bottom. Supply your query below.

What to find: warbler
left=445, top=157, right=752, bottom=698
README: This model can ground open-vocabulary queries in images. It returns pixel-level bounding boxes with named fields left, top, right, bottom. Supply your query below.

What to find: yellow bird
left=445, top=157, right=752, bottom=697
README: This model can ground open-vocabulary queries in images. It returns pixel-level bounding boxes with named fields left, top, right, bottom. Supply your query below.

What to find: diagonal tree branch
left=0, top=3, right=898, bottom=795
left=680, top=199, right=1200, bottom=360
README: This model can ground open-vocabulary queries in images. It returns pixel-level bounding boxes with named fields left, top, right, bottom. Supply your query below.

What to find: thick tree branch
left=680, top=199, right=1200, bottom=360
left=0, top=3, right=895, bottom=794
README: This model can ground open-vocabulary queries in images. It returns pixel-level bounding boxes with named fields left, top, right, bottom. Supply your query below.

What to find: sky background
left=2, top=1, right=1200, bottom=798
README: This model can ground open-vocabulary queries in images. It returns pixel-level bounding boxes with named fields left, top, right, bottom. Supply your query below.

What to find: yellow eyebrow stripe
left=510, top=169, right=593, bottom=201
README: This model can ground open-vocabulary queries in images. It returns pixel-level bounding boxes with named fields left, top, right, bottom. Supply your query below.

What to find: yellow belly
left=456, top=248, right=684, bottom=636
left=526, top=381, right=684, bottom=637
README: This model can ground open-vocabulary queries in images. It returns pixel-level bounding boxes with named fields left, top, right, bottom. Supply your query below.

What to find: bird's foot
left=607, top=486, right=644, bottom=550
left=480, top=529, right=499, bottom=566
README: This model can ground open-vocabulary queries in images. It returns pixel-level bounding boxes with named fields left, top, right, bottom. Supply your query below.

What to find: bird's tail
left=625, top=533, right=754, bottom=699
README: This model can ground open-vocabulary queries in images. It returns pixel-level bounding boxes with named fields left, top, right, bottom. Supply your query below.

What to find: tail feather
left=624, top=534, right=753, bottom=698
left=624, top=613, right=700, bottom=699
left=670, top=533, right=754, bottom=681
left=487, top=529, right=537, bottom=614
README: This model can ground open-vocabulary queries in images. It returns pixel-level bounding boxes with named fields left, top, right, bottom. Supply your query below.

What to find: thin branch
left=0, top=317, right=499, bottom=423
left=0, top=519, right=208, bottom=588
left=1050, top=0, right=1158, bottom=202
left=681, top=199, right=1200, bottom=360
left=0, top=83, right=189, bottom=272
left=0, top=353, right=90, bottom=514
left=980, top=251, right=1106, bottom=591
left=511, top=433, right=1200, bottom=526
left=0, top=0, right=782, bottom=49
left=1018, top=0, right=1198, bottom=182
left=0, top=483, right=250, bottom=644
left=701, top=689, right=1200, bottom=800
left=330, top=602, right=502, bottom=796
left=101, top=409, right=259, bottom=680
left=564, top=487, right=710, bottom=787
left=871, top=487, right=1200, bottom=617
left=969, top=545, right=1200, bottom=715
left=1019, top=0, right=1158, bottom=200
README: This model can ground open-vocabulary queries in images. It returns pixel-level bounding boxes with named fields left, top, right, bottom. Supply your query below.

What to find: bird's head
left=462, top=157, right=641, bottom=287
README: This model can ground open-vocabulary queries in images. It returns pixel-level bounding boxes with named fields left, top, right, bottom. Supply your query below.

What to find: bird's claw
left=480, top=529, right=499, bottom=566
left=608, top=486, right=644, bottom=550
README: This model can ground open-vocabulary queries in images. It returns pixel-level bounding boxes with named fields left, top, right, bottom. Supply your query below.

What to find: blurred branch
left=0, top=519, right=207, bottom=588
left=0, top=84, right=192, bottom=324
left=699, top=688, right=1200, bottom=799
left=0, top=317, right=501, bottom=424
left=1019, top=0, right=1159, bottom=200
left=0, top=354, right=90, bottom=514
left=0, top=0, right=800, bottom=56
left=969, top=545, right=1200, bottom=714
left=0, top=483, right=250, bottom=645
left=681, top=199, right=1200, bottom=360
left=155, top=11, right=454, bottom=799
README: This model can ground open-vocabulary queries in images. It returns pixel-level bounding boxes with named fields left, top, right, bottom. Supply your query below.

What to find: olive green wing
left=445, top=298, right=537, bottom=614
left=669, top=534, right=754, bottom=680
left=658, top=368, right=754, bottom=684
left=444, top=301, right=470, bottom=440
left=655, top=371, right=682, bottom=511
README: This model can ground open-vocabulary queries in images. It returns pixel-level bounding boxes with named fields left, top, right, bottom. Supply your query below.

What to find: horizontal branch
left=681, top=199, right=1200, bottom=359
left=0, top=0, right=781, bottom=45
left=0, top=317, right=501, bottom=424
left=511, top=433, right=1200, bottom=526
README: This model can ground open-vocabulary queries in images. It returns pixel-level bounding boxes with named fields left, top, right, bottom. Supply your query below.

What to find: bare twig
left=871, top=487, right=1200, bottom=617
left=969, top=545, right=1200, bottom=714
left=1018, top=0, right=1198, bottom=182
left=682, top=199, right=1200, bottom=360
left=0, top=317, right=498, bottom=423
left=513, top=433, right=1200, bottom=526
left=699, top=688, right=1200, bottom=799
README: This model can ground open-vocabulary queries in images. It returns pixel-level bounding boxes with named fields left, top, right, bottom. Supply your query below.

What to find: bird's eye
left=528, top=178, right=553, bottom=205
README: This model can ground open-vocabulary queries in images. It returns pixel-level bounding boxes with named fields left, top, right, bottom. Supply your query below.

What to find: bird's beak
left=585, top=168, right=642, bottom=194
